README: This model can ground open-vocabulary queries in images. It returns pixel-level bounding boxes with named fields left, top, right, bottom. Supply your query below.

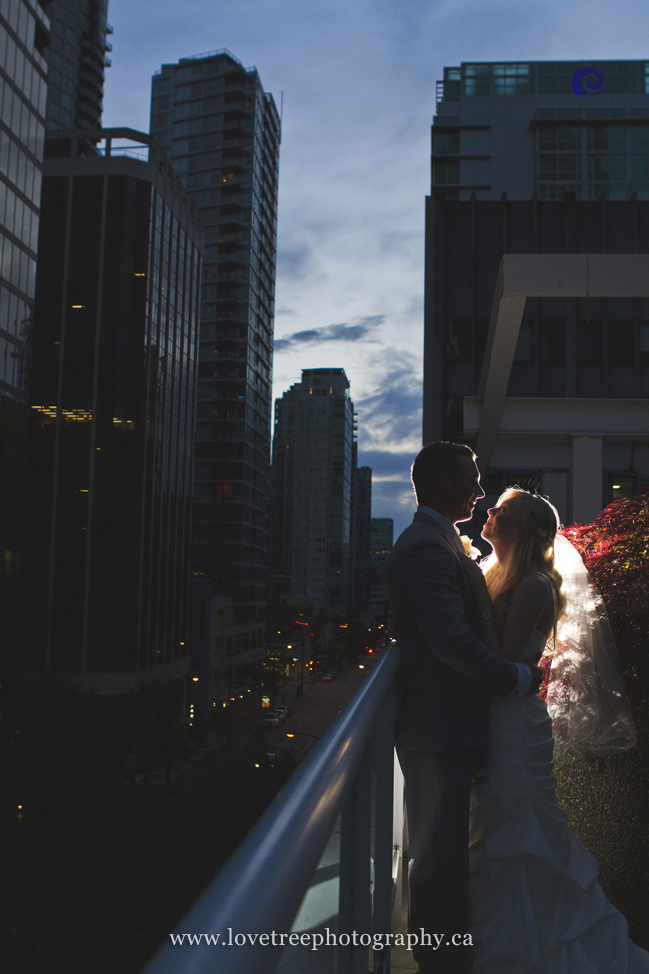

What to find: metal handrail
left=140, top=642, right=400, bottom=974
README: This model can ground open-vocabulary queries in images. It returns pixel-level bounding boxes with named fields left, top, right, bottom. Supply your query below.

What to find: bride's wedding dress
left=469, top=628, right=649, bottom=973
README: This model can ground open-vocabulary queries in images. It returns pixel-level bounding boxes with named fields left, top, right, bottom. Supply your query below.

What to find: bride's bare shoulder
left=512, top=572, right=553, bottom=609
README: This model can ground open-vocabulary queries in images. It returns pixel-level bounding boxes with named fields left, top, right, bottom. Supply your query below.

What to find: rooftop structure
left=434, top=60, right=649, bottom=201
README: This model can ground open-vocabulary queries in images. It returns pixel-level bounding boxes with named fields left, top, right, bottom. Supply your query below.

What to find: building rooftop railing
left=154, top=49, right=258, bottom=76
left=140, top=641, right=403, bottom=974
left=179, top=48, right=242, bottom=65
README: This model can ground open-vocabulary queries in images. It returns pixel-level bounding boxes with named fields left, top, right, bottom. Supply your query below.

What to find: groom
left=387, top=441, right=539, bottom=974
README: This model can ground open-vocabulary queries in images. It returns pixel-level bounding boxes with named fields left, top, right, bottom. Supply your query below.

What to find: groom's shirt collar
left=416, top=504, right=459, bottom=543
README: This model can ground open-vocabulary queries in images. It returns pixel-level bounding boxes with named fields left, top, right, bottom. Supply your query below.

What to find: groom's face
left=444, top=455, right=485, bottom=524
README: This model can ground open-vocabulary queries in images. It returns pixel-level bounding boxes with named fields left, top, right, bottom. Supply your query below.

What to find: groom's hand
left=525, top=653, right=544, bottom=695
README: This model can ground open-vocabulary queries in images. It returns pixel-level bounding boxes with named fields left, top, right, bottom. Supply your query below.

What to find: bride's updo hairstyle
left=483, top=488, right=566, bottom=617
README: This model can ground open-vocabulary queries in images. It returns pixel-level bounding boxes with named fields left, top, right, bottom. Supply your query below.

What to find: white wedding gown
left=469, top=629, right=649, bottom=973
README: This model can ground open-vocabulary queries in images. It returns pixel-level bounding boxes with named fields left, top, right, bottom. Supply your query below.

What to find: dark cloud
left=354, top=349, right=422, bottom=450
left=274, top=316, right=385, bottom=352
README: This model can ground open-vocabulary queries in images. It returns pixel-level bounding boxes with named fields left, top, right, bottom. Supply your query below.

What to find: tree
left=561, top=493, right=649, bottom=673
left=554, top=494, right=649, bottom=947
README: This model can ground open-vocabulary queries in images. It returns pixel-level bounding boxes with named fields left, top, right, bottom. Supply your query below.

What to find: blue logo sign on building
left=570, top=67, right=604, bottom=95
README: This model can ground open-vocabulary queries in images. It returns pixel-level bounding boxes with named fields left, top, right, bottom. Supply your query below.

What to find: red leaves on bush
left=560, top=494, right=649, bottom=669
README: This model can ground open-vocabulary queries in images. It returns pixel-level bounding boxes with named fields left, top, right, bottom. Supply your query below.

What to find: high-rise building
left=349, top=460, right=371, bottom=618
left=150, top=49, right=280, bottom=669
left=25, top=129, right=202, bottom=691
left=0, top=0, right=50, bottom=677
left=44, top=0, right=110, bottom=131
left=369, top=518, right=393, bottom=621
left=424, top=60, right=649, bottom=526
left=271, top=368, right=355, bottom=623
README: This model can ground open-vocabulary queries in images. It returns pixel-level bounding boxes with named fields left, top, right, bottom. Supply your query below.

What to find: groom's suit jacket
left=387, top=511, right=519, bottom=751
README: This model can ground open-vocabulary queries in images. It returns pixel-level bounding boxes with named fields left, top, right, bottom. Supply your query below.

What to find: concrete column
left=571, top=436, right=603, bottom=525
left=541, top=469, right=569, bottom=527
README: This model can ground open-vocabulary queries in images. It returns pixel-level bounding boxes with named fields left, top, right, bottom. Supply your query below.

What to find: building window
left=463, top=64, right=490, bottom=97
left=433, top=132, right=460, bottom=155
left=493, top=63, right=531, bottom=96
left=588, top=153, right=627, bottom=181
left=606, top=473, right=648, bottom=503
left=443, top=67, right=461, bottom=101
left=513, top=322, right=533, bottom=362
left=640, top=323, right=649, bottom=362
left=215, top=483, right=232, bottom=501
left=631, top=125, right=649, bottom=150
left=539, top=184, right=581, bottom=200
left=434, top=161, right=459, bottom=184
left=539, top=321, right=564, bottom=363
left=587, top=125, right=626, bottom=151
left=539, top=125, right=580, bottom=150
left=577, top=320, right=602, bottom=363
left=632, top=154, right=649, bottom=180
left=445, top=320, right=471, bottom=362
left=607, top=321, right=634, bottom=364
left=539, top=153, right=580, bottom=181
left=587, top=183, right=627, bottom=200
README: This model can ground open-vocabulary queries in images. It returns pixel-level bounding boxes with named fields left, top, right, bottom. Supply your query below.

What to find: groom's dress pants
left=397, top=747, right=484, bottom=974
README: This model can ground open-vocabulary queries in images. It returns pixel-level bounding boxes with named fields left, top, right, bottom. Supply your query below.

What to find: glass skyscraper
left=0, top=0, right=49, bottom=676
left=369, top=517, right=393, bottom=621
left=150, top=49, right=280, bottom=667
left=271, top=368, right=355, bottom=623
left=25, top=130, right=202, bottom=688
left=44, top=0, right=110, bottom=131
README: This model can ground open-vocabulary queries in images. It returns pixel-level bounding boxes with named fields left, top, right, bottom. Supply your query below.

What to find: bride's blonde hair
left=482, top=488, right=566, bottom=618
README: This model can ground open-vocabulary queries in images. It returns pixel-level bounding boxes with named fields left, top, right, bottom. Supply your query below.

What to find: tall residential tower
left=44, top=0, right=110, bottom=131
left=150, top=49, right=280, bottom=669
left=271, top=368, right=356, bottom=623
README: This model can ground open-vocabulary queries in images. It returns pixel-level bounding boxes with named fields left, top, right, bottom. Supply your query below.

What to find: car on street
left=276, top=705, right=293, bottom=718
left=321, top=672, right=335, bottom=682
left=262, top=710, right=286, bottom=726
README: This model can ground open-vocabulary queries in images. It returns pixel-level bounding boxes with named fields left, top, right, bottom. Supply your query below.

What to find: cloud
left=354, top=348, right=422, bottom=454
left=274, top=315, right=385, bottom=352
left=277, top=243, right=313, bottom=282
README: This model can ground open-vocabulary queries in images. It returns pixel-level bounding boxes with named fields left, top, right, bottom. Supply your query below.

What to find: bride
left=469, top=487, right=648, bottom=973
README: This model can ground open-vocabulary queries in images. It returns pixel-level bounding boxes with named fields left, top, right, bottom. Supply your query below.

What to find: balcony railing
left=140, top=642, right=403, bottom=974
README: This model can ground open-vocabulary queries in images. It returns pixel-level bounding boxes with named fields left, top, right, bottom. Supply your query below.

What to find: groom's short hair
left=411, top=441, right=476, bottom=503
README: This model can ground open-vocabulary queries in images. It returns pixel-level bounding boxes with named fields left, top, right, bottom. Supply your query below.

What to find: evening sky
left=102, top=0, right=648, bottom=537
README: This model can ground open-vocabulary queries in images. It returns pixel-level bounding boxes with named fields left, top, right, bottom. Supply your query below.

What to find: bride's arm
left=498, top=574, right=553, bottom=661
